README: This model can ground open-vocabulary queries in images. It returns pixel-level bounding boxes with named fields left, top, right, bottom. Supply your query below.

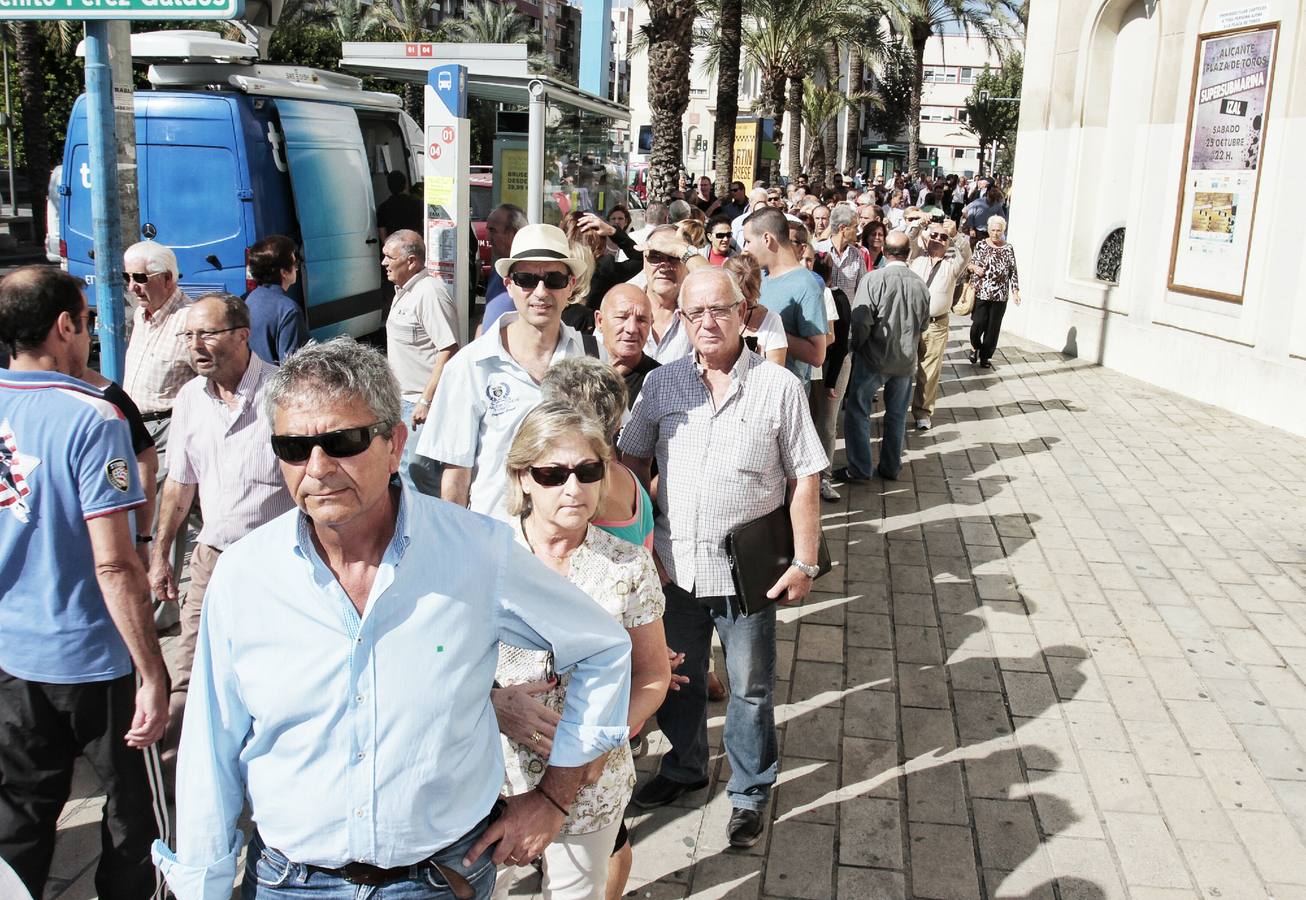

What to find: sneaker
left=819, top=478, right=841, bottom=502
left=916, top=417, right=931, bottom=431
left=968, top=350, right=978, bottom=365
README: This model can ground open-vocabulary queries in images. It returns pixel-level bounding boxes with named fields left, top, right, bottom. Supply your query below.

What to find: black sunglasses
left=123, top=271, right=164, bottom=285
left=529, top=460, right=606, bottom=487
left=645, top=250, right=682, bottom=266
left=711, top=232, right=732, bottom=240
left=270, top=422, right=390, bottom=463
left=510, top=271, right=571, bottom=291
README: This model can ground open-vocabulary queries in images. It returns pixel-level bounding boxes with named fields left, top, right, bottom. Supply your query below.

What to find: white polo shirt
left=416, top=313, right=589, bottom=520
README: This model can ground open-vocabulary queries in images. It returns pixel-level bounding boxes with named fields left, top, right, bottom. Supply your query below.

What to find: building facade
left=1005, top=0, right=1306, bottom=437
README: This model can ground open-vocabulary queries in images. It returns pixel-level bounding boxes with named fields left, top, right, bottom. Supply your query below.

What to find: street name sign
left=0, top=0, right=243, bottom=20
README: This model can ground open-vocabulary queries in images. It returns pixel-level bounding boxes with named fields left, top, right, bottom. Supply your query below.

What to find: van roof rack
left=76, top=30, right=402, bottom=112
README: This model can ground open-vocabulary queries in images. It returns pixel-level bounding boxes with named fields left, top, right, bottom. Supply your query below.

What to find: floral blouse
left=970, top=239, right=1020, bottom=303
left=496, top=523, right=665, bottom=835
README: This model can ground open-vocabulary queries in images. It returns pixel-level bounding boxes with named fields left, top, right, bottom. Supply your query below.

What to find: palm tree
left=375, top=0, right=441, bottom=112
left=801, top=77, right=874, bottom=181
left=645, top=0, right=698, bottom=201
left=740, top=0, right=842, bottom=184
left=836, top=8, right=891, bottom=176
left=439, top=0, right=536, bottom=44
left=330, top=0, right=387, bottom=41
left=884, top=0, right=1015, bottom=177
left=706, top=0, right=742, bottom=197
left=11, top=23, right=48, bottom=238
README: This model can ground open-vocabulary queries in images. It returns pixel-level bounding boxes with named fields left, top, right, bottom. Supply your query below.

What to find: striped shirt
left=618, top=347, right=827, bottom=596
left=124, top=288, right=195, bottom=414
left=827, top=240, right=868, bottom=299
left=167, top=353, right=294, bottom=550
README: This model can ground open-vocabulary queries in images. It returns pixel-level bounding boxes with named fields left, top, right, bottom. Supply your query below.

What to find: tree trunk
left=647, top=0, right=696, bottom=202
left=843, top=49, right=863, bottom=174
left=764, top=68, right=786, bottom=186
left=15, top=23, right=48, bottom=239
left=711, top=0, right=742, bottom=197
left=785, top=72, right=802, bottom=183
left=821, top=40, right=840, bottom=187
left=907, top=32, right=928, bottom=178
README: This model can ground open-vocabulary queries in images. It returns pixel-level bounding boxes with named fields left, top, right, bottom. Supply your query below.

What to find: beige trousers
left=913, top=313, right=950, bottom=420
left=163, top=541, right=221, bottom=763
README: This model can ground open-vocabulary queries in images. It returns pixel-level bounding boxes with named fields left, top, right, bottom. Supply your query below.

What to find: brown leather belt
left=930, top=312, right=949, bottom=322
left=304, top=859, right=474, bottom=895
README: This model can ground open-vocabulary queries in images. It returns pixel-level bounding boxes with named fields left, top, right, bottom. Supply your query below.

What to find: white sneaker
left=820, top=478, right=841, bottom=502
left=916, top=417, right=931, bottom=431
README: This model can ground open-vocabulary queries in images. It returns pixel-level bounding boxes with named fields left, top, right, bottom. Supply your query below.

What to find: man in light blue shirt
left=152, top=337, right=632, bottom=899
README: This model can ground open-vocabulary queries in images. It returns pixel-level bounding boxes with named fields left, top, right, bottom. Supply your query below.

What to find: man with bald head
left=835, top=229, right=931, bottom=485
left=595, top=283, right=659, bottom=408
left=148, top=293, right=295, bottom=769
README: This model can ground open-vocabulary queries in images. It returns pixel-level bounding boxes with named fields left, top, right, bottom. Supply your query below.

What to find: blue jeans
left=655, top=583, right=777, bottom=811
left=399, top=400, right=442, bottom=497
left=842, top=355, right=912, bottom=480
left=240, top=815, right=498, bottom=899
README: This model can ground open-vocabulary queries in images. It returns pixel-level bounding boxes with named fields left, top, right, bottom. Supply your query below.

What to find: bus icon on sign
left=437, top=71, right=453, bottom=91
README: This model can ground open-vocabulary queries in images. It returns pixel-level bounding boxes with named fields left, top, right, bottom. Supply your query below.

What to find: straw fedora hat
left=493, top=223, right=588, bottom=278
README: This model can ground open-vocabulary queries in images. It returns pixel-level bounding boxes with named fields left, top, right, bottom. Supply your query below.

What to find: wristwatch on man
left=791, top=559, right=820, bottom=579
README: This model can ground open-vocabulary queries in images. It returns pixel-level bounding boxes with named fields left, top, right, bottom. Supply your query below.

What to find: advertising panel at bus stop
left=425, top=63, right=470, bottom=341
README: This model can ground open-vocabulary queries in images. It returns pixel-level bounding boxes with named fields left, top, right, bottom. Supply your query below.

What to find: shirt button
left=355, top=695, right=365, bottom=704
left=356, top=751, right=365, bottom=761
left=355, top=808, right=365, bottom=818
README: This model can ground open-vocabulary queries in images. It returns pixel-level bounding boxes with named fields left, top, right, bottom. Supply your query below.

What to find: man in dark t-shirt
left=596, top=283, right=659, bottom=408
left=376, top=170, right=423, bottom=242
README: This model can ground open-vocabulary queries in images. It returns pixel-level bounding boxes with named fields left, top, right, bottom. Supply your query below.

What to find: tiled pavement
left=50, top=326, right=1306, bottom=898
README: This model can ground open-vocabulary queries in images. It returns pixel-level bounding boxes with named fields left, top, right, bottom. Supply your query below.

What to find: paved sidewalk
left=50, top=325, right=1306, bottom=898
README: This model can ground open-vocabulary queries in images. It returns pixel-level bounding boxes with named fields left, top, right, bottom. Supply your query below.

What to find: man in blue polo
left=0, top=267, right=170, bottom=899
left=743, top=208, right=828, bottom=385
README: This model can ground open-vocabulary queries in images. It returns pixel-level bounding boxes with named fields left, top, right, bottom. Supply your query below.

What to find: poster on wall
left=1168, top=23, right=1278, bottom=303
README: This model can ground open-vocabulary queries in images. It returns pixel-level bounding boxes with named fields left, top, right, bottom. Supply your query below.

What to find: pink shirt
left=167, top=354, right=295, bottom=549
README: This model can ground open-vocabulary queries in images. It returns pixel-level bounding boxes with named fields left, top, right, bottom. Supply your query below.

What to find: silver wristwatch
left=792, top=560, right=820, bottom=579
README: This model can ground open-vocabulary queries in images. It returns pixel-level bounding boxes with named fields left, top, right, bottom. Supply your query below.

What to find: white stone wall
left=1004, top=0, right=1306, bottom=437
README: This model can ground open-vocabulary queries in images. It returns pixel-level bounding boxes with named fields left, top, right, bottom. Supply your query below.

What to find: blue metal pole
left=83, top=22, right=126, bottom=382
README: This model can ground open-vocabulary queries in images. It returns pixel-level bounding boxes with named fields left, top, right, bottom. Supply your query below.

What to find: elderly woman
left=966, top=214, right=1021, bottom=369
left=723, top=253, right=786, bottom=365
left=491, top=402, right=671, bottom=900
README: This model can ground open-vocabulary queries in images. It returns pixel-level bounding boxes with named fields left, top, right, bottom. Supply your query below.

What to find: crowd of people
left=0, top=165, right=1018, bottom=900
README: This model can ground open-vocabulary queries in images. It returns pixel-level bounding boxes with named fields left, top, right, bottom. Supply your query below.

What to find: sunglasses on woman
left=528, top=460, right=606, bottom=487
left=510, top=271, right=572, bottom=291
left=270, top=423, right=390, bottom=463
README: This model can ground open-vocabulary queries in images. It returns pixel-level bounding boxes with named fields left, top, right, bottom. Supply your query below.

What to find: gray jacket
left=849, top=262, right=931, bottom=376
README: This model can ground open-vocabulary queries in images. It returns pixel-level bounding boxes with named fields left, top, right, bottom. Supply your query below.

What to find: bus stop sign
left=0, top=0, right=244, bottom=19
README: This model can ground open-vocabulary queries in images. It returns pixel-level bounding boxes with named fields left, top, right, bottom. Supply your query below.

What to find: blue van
left=58, top=38, right=422, bottom=340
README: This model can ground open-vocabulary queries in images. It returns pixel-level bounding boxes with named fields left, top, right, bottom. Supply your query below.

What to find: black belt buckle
left=333, top=861, right=404, bottom=886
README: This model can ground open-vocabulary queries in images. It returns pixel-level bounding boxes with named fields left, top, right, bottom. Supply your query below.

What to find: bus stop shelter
left=340, top=42, right=631, bottom=224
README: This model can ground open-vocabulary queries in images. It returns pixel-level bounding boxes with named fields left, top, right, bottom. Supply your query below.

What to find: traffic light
left=979, top=90, right=990, bottom=103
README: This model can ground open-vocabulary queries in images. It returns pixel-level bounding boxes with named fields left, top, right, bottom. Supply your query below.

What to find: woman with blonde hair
left=676, top=218, right=707, bottom=249
left=723, top=254, right=786, bottom=366
left=561, top=210, right=644, bottom=313
left=492, top=402, right=671, bottom=900
left=966, top=214, right=1021, bottom=369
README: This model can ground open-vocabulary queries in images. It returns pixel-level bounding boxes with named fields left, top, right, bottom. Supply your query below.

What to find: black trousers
left=970, top=297, right=1009, bottom=364
left=0, top=669, right=165, bottom=899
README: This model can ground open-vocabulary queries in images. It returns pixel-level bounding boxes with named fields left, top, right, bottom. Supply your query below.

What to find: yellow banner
left=733, top=121, right=759, bottom=188
left=500, top=148, right=529, bottom=210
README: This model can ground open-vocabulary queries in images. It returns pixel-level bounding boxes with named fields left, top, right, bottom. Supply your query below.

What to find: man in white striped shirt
left=147, top=294, right=294, bottom=773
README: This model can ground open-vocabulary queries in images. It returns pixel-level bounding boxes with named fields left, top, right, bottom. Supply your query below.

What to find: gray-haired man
left=620, top=267, right=826, bottom=851
left=153, top=337, right=632, bottom=899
